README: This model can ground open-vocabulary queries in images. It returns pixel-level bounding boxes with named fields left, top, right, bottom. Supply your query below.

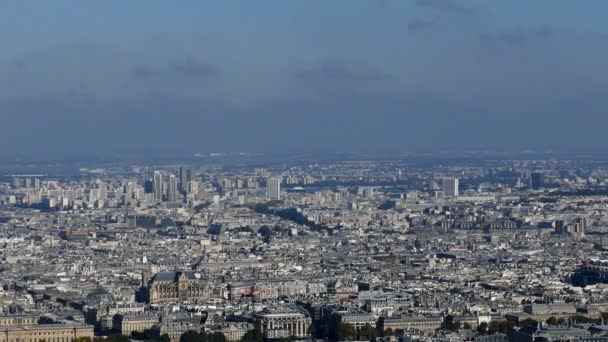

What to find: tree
left=383, top=328, right=394, bottom=337
left=336, top=323, right=356, bottom=341
left=440, top=321, right=461, bottom=331
left=105, top=335, right=130, bottom=342
left=74, top=338, right=92, bottom=342
left=161, top=334, right=171, bottom=342
left=477, top=322, right=488, bottom=334
left=241, top=328, right=264, bottom=342
left=463, top=322, right=472, bottom=330
left=209, top=332, right=227, bottom=342
left=180, top=330, right=202, bottom=342
left=207, top=224, right=222, bottom=235
left=359, top=323, right=377, bottom=340
left=519, top=318, right=538, bottom=327
left=488, top=320, right=515, bottom=334
left=258, top=226, right=272, bottom=237
left=546, top=317, right=558, bottom=326
left=556, top=317, right=566, bottom=325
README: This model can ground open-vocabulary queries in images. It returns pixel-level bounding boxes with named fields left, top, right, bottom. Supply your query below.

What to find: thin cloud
left=408, top=18, right=434, bottom=33
left=481, top=26, right=554, bottom=46
left=415, top=0, right=472, bottom=14
left=168, top=57, right=219, bottom=80
left=296, top=59, right=391, bottom=82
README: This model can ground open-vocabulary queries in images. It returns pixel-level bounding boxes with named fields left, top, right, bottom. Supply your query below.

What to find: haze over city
left=1, top=0, right=608, bottom=158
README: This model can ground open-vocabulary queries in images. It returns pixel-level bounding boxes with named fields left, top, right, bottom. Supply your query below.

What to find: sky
left=1, top=0, right=607, bottom=159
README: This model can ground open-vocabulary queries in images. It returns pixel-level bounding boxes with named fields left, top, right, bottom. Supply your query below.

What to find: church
left=143, top=271, right=210, bottom=304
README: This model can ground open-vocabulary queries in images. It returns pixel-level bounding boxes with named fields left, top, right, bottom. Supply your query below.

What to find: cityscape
left=3, top=158, right=608, bottom=342
left=2, top=1, right=608, bottom=341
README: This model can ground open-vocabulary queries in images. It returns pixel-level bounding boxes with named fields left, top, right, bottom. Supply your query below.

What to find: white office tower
left=443, top=177, right=459, bottom=198
left=267, top=177, right=281, bottom=200
left=153, top=171, right=163, bottom=201
left=167, top=174, right=178, bottom=202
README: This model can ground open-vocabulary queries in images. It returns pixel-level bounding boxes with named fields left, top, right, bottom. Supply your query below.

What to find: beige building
left=149, top=322, right=200, bottom=342
left=0, top=315, right=93, bottom=342
left=207, top=323, right=253, bottom=342
left=147, top=271, right=210, bottom=304
left=379, top=316, right=443, bottom=332
left=0, top=316, right=37, bottom=327
left=112, top=313, right=159, bottom=336
left=253, top=307, right=311, bottom=340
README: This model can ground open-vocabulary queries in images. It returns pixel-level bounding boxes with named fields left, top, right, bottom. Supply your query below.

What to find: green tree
left=106, top=335, right=131, bottom=342
left=180, top=330, right=202, bottom=342
left=74, top=338, right=92, bottom=342
left=337, top=323, right=356, bottom=341
left=556, top=317, right=566, bottom=325
left=519, top=318, right=538, bottom=327
left=488, top=320, right=516, bottom=334
left=383, top=328, right=394, bottom=337
left=546, top=317, right=558, bottom=326
left=463, top=322, right=472, bottom=330
left=160, top=334, right=171, bottom=342
left=477, top=322, right=488, bottom=334
left=359, top=323, right=377, bottom=340
left=240, top=328, right=264, bottom=342
left=209, top=332, right=226, bottom=342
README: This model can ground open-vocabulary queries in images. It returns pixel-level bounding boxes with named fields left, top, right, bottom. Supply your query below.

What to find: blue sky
left=1, top=0, right=607, bottom=157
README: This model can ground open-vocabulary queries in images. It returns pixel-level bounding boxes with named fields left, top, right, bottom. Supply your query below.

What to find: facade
left=443, top=178, right=459, bottom=198
left=167, top=174, right=178, bottom=202
left=379, top=316, right=443, bottom=333
left=207, top=323, right=254, bottom=342
left=334, top=311, right=376, bottom=331
left=530, top=172, right=544, bottom=189
left=149, top=322, right=200, bottom=342
left=253, top=307, right=311, bottom=339
left=153, top=171, right=163, bottom=201
left=147, top=271, right=210, bottom=304
left=266, top=177, right=281, bottom=201
left=0, top=316, right=93, bottom=342
left=112, top=312, right=159, bottom=336
left=179, top=166, right=192, bottom=194
left=0, top=316, right=37, bottom=326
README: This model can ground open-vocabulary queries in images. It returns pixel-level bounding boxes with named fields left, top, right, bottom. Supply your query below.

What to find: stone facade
left=253, top=307, right=311, bottom=339
left=147, top=271, right=210, bottom=304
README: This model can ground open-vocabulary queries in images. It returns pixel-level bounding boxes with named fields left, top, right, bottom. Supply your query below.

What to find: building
left=378, top=316, right=443, bottom=333
left=153, top=171, right=163, bottom=201
left=167, top=174, right=178, bottom=202
left=572, top=259, right=608, bottom=286
left=530, top=172, right=544, bottom=189
left=0, top=315, right=37, bottom=326
left=443, top=178, right=459, bottom=198
left=207, top=323, right=254, bottom=342
left=253, top=306, right=311, bottom=339
left=112, top=312, right=159, bottom=336
left=0, top=315, right=93, bottom=342
left=267, top=177, right=281, bottom=201
left=146, top=271, right=210, bottom=304
left=149, top=322, right=200, bottom=342
left=475, top=333, right=508, bottom=342
left=334, top=311, right=376, bottom=331
left=179, top=166, right=192, bottom=194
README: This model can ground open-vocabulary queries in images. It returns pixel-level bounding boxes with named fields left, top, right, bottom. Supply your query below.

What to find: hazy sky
left=1, top=0, right=607, bottom=158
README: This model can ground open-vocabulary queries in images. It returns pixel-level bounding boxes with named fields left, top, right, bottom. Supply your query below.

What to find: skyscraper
left=153, top=171, right=163, bottom=201
left=168, top=174, right=178, bottom=202
left=443, top=177, right=459, bottom=198
left=530, top=172, right=544, bottom=190
left=267, top=177, right=281, bottom=201
left=179, top=166, right=192, bottom=194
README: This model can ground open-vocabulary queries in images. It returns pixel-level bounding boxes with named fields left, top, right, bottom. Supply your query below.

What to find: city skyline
left=2, top=3, right=608, bottom=341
